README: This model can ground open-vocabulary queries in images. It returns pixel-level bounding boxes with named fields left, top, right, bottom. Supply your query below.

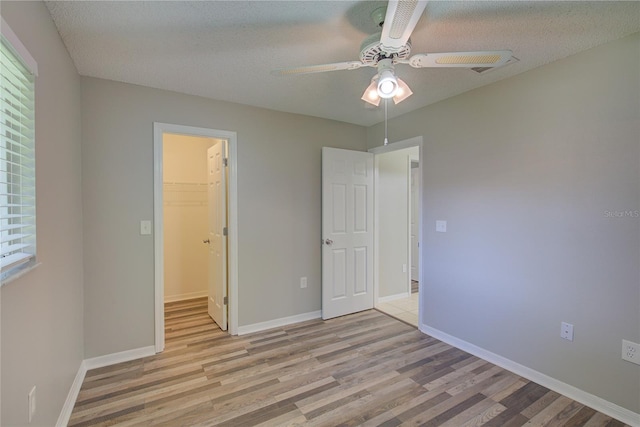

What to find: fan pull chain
left=384, top=98, right=389, bottom=146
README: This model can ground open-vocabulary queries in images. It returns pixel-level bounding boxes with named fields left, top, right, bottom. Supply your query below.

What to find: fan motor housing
left=359, top=32, right=411, bottom=65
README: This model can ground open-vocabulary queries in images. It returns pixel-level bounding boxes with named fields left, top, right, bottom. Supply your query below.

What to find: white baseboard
left=378, top=292, right=410, bottom=303
left=419, top=323, right=640, bottom=427
left=237, top=311, right=321, bottom=335
left=164, top=291, right=207, bottom=303
left=56, top=360, right=87, bottom=427
left=57, top=346, right=157, bottom=425
left=84, top=345, right=156, bottom=370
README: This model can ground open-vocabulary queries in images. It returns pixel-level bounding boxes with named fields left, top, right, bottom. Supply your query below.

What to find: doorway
left=162, top=134, right=218, bottom=304
left=153, top=123, right=239, bottom=353
left=370, top=137, right=423, bottom=327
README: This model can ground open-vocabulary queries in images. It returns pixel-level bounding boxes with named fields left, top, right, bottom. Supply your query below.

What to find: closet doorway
left=163, top=134, right=219, bottom=305
left=153, top=123, right=238, bottom=353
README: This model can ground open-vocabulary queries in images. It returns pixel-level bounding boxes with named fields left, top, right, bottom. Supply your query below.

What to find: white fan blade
left=380, top=0, right=428, bottom=53
left=408, top=50, right=513, bottom=68
left=273, top=61, right=366, bottom=76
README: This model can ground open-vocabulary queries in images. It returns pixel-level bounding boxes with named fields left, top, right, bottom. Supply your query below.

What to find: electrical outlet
left=560, top=322, right=574, bottom=341
left=622, top=340, right=640, bottom=365
left=300, top=277, right=307, bottom=289
left=28, top=386, right=36, bottom=423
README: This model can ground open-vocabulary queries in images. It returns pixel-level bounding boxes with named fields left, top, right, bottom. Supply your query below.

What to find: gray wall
left=1, top=2, right=84, bottom=425
left=367, top=33, right=640, bottom=413
left=81, top=77, right=367, bottom=358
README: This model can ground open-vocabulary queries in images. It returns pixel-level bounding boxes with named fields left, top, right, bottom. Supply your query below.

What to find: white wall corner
left=237, top=311, right=321, bottom=336
left=418, top=322, right=640, bottom=427
left=56, top=360, right=87, bottom=427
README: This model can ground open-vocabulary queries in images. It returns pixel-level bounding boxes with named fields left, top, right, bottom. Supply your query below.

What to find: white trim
left=84, top=346, right=156, bottom=371
left=1, top=18, right=38, bottom=76
left=419, top=324, right=640, bottom=427
left=237, top=311, right=322, bottom=336
left=0, top=262, right=41, bottom=288
left=405, top=155, right=412, bottom=295
left=405, top=155, right=411, bottom=296
left=417, top=141, right=425, bottom=323
left=153, top=124, right=165, bottom=352
left=227, top=134, right=239, bottom=336
left=408, top=155, right=420, bottom=286
left=56, top=361, right=87, bottom=427
left=153, top=122, right=239, bottom=354
left=377, top=292, right=410, bottom=303
left=164, top=291, right=208, bottom=303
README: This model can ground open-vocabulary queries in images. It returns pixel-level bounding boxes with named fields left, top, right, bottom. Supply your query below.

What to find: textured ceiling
left=45, top=1, right=640, bottom=127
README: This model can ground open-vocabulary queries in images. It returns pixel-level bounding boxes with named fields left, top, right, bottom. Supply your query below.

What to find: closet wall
left=163, top=134, right=215, bottom=302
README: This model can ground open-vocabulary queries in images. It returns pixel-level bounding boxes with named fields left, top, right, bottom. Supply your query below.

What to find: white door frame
left=408, top=156, right=420, bottom=288
left=369, top=136, right=424, bottom=317
left=153, top=122, right=239, bottom=353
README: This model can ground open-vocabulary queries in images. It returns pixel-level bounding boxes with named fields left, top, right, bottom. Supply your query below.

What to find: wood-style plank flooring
left=69, top=298, right=630, bottom=426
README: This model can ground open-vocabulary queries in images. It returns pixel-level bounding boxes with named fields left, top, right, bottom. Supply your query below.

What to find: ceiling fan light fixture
left=393, top=78, right=413, bottom=104
left=377, top=69, right=398, bottom=98
left=361, top=77, right=381, bottom=106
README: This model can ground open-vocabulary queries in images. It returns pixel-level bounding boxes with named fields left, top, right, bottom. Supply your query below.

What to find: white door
left=207, top=142, right=227, bottom=330
left=322, top=147, right=374, bottom=320
left=410, top=163, right=420, bottom=282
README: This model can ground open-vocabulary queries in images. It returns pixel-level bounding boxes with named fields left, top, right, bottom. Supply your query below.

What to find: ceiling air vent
left=471, top=56, right=519, bottom=74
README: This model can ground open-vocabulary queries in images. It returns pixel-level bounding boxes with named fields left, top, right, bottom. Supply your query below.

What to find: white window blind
left=0, top=24, right=37, bottom=281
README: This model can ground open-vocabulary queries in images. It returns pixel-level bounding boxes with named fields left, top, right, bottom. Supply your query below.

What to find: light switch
left=140, top=220, right=152, bottom=235
left=436, top=220, right=447, bottom=233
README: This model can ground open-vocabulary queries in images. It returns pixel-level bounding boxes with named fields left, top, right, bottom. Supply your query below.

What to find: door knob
left=203, top=239, right=210, bottom=244
left=324, top=238, right=333, bottom=245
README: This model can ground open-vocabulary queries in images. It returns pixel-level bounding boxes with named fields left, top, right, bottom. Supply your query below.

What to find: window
left=1, top=19, right=38, bottom=283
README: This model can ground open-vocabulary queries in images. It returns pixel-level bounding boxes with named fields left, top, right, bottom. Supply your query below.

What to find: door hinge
left=223, top=157, right=228, bottom=167
left=223, top=227, right=228, bottom=236
left=223, top=296, right=228, bottom=305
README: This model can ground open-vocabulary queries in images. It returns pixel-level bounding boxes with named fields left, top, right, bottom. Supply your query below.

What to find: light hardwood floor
left=68, top=298, right=629, bottom=426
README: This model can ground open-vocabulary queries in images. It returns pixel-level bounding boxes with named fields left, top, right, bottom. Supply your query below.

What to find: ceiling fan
left=274, top=0, right=512, bottom=106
